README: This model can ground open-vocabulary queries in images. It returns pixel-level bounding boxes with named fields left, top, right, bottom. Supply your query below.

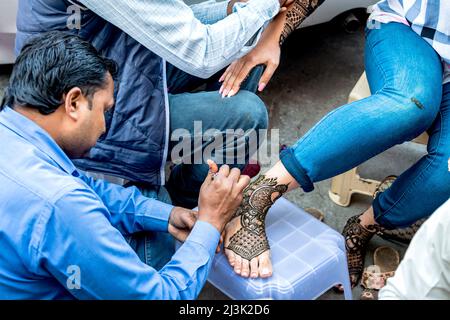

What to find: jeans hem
left=280, top=148, right=314, bottom=192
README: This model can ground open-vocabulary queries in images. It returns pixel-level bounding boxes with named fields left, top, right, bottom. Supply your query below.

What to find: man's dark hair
left=1, top=31, right=118, bottom=115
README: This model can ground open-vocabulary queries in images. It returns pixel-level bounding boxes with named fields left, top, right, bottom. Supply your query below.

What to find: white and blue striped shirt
left=77, top=0, right=280, bottom=79
left=370, top=0, right=450, bottom=84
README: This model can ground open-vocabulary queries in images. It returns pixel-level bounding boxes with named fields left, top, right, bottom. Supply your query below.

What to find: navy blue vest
left=15, top=0, right=168, bottom=185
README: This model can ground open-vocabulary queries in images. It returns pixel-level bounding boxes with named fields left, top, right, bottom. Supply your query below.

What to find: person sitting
left=0, top=31, right=250, bottom=300
left=15, top=0, right=293, bottom=211
left=379, top=198, right=450, bottom=300
left=221, top=0, right=450, bottom=289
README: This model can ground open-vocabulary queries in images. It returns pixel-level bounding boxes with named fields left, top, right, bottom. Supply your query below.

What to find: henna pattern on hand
left=226, top=175, right=288, bottom=260
left=280, top=0, right=325, bottom=45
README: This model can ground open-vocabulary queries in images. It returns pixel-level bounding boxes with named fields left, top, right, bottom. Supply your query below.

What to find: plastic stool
left=206, top=197, right=352, bottom=300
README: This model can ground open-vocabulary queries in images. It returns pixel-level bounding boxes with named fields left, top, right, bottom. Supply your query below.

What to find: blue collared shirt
left=0, top=107, right=220, bottom=300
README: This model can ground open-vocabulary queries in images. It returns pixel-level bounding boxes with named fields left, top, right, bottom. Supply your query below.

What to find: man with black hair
left=0, top=31, right=250, bottom=299
left=15, top=0, right=293, bottom=211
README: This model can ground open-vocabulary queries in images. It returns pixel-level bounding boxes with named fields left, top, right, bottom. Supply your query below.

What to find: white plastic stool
left=207, top=197, right=352, bottom=300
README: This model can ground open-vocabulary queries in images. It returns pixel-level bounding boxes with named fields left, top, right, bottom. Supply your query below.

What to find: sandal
left=342, top=214, right=381, bottom=288
left=373, top=175, right=397, bottom=199
left=360, top=246, right=400, bottom=300
left=304, top=207, right=324, bottom=222
left=373, top=175, right=426, bottom=244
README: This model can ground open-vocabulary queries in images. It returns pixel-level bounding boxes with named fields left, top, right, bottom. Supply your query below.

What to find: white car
left=0, top=0, right=18, bottom=65
left=0, top=0, right=378, bottom=65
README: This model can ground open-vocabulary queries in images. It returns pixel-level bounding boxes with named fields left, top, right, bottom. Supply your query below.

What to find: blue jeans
left=166, top=64, right=267, bottom=208
left=280, top=22, right=450, bottom=229
left=125, top=186, right=175, bottom=271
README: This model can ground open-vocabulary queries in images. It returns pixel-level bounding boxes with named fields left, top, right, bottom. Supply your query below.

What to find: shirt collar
left=0, top=106, right=79, bottom=176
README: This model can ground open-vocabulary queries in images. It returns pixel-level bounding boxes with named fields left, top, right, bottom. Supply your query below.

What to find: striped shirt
left=78, top=0, right=280, bottom=79
left=369, top=0, right=450, bottom=84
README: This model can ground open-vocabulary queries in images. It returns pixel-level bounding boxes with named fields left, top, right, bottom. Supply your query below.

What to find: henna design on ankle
left=226, top=175, right=288, bottom=260
left=280, top=0, right=325, bottom=45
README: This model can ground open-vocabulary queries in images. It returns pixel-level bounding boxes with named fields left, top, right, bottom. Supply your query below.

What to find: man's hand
left=198, top=160, right=251, bottom=233
left=169, top=206, right=224, bottom=253
left=168, top=207, right=197, bottom=242
left=219, top=8, right=288, bottom=98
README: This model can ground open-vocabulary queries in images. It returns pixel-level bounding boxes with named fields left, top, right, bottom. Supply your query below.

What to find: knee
left=379, top=82, right=442, bottom=134
left=233, top=91, right=269, bottom=131
left=399, top=83, right=442, bottom=128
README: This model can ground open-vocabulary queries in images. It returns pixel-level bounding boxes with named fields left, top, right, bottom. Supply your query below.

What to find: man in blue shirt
left=15, top=0, right=292, bottom=211
left=0, top=31, right=250, bottom=299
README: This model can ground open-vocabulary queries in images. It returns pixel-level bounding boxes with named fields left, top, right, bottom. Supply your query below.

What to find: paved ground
left=0, top=22, right=425, bottom=300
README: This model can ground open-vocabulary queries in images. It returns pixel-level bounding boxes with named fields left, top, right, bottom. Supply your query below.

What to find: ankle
left=238, top=175, right=289, bottom=231
left=359, top=207, right=379, bottom=231
left=343, top=214, right=378, bottom=252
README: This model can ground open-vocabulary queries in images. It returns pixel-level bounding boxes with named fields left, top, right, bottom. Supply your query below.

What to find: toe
left=333, top=284, right=344, bottom=293
left=241, top=259, right=250, bottom=278
left=258, top=251, right=273, bottom=278
left=225, top=248, right=236, bottom=267
left=250, top=258, right=259, bottom=278
left=350, top=274, right=360, bottom=288
left=234, top=255, right=242, bottom=275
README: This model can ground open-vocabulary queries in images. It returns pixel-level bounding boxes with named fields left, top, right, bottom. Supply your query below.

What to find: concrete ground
left=0, top=22, right=426, bottom=300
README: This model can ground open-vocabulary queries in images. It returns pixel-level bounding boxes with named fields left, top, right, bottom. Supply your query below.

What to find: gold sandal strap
left=361, top=266, right=395, bottom=290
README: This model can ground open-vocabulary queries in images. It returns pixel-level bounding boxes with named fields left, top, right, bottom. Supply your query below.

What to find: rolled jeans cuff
left=280, top=148, right=314, bottom=192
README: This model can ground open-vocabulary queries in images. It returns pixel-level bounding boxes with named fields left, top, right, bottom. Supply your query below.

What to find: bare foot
left=223, top=175, right=289, bottom=279
left=224, top=215, right=273, bottom=278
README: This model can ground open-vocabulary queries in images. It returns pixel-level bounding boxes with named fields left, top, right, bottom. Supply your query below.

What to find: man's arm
left=78, top=174, right=173, bottom=235
left=190, top=0, right=229, bottom=24
left=33, top=164, right=248, bottom=300
left=34, top=188, right=220, bottom=300
left=78, top=0, right=281, bottom=78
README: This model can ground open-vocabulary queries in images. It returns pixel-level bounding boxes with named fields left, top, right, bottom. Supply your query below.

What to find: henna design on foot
left=226, top=175, right=289, bottom=261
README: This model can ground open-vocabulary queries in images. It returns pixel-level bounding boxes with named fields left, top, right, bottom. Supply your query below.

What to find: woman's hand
left=219, top=7, right=288, bottom=98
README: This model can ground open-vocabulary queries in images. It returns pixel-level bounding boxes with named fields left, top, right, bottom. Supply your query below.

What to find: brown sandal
left=360, top=246, right=400, bottom=300
left=304, top=207, right=324, bottom=222
left=342, top=214, right=381, bottom=288
left=373, top=176, right=426, bottom=244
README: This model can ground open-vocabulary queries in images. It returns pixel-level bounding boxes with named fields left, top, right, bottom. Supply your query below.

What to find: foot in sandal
left=336, top=213, right=381, bottom=291
left=373, top=176, right=426, bottom=244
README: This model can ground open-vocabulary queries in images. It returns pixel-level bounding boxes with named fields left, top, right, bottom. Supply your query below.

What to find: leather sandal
left=342, top=214, right=381, bottom=288
left=360, top=246, right=400, bottom=300
left=373, top=175, right=426, bottom=244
